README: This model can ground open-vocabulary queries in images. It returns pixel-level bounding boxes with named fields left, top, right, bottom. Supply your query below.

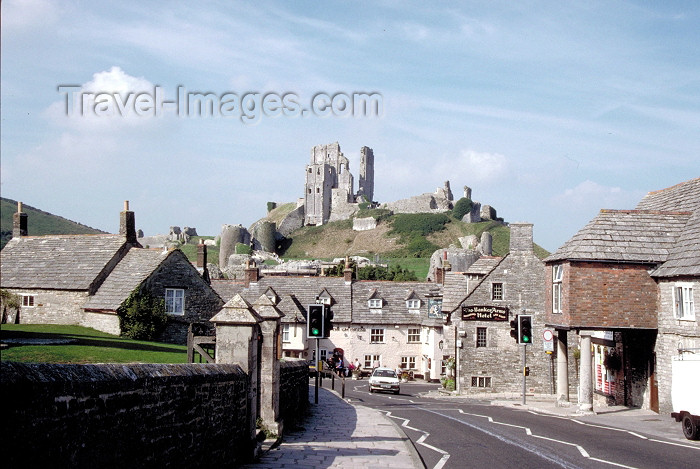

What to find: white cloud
left=1, top=0, right=59, bottom=32
left=454, top=149, right=508, bottom=182
left=45, top=66, right=167, bottom=133
left=553, top=180, right=640, bottom=211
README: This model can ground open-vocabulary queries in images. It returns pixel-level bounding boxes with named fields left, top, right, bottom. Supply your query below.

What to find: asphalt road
left=342, top=380, right=700, bottom=469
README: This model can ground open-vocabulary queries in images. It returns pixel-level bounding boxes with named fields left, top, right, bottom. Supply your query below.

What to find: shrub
left=267, top=201, right=277, bottom=212
left=117, top=288, right=168, bottom=341
left=235, top=243, right=252, bottom=255
left=452, top=197, right=473, bottom=220
left=390, top=213, right=450, bottom=237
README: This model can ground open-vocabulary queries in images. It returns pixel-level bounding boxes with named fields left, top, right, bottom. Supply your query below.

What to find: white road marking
left=382, top=410, right=450, bottom=469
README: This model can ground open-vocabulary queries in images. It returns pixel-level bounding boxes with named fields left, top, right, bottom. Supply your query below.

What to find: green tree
left=452, top=197, right=473, bottom=220
left=117, top=288, right=168, bottom=340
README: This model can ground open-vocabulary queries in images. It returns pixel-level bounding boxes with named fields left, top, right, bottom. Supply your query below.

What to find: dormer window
left=317, top=288, right=333, bottom=306
left=406, top=299, right=420, bottom=310
left=368, top=298, right=382, bottom=309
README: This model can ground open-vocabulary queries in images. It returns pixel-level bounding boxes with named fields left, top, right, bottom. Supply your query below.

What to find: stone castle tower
left=357, top=146, right=374, bottom=203
left=304, top=142, right=374, bottom=226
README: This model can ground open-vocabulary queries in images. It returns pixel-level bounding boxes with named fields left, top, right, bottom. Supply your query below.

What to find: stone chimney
left=434, top=250, right=449, bottom=285
left=119, top=200, right=137, bottom=244
left=343, top=256, right=353, bottom=284
left=244, top=260, right=259, bottom=287
left=12, top=201, right=28, bottom=238
left=197, top=242, right=210, bottom=283
left=509, top=222, right=534, bottom=254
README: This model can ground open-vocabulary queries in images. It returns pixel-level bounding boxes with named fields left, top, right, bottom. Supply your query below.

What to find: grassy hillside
left=1, top=197, right=105, bottom=249
left=276, top=211, right=550, bottom=280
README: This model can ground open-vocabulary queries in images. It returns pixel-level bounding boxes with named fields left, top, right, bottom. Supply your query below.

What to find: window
left=368, top=298, right=382, bottom=309
left=407, top=328, right=421, bottom=343
left=491, top=283, right=503, bottom=301
left=364, top=354, right=380, bottom=369
left=401, top=356, right=416, bottom=369
left=441, top=355, right=450, bottom=375
left=674, top=284, right=695, bottom=320
left=165, top=288, right=185, bottom=315
left=552, top=265, right=563, bottom=314
left=370, top=328, right=384, bottom=343
left=22, top=295, right=35, bottom=307
left=406, top=299, right=420, bottom=309
left=476, top=327, right=487, bottom=348
left=282, top=324, right=290, bottom=342
left=471, top=376, right=492, bottom=388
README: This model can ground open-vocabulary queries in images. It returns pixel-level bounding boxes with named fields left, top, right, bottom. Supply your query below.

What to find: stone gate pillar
left=252, top=295, right=285, bottom=435
left=556, top=329, right=569, bottom=405
left=210, top=294, right=262, bottom=450
left=579, top=331, right=594, bottom=413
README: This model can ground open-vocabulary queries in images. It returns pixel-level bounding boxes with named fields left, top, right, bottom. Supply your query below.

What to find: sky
left=1, top=1, right=699, bottom=252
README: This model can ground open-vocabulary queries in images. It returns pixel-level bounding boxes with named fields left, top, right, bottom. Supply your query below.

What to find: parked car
left=368, top=367, right=400, bottom=394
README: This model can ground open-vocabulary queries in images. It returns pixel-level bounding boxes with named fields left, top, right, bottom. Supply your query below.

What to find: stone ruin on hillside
left=215, top=142, right=504, bottom=278
left=303, top=142, right=375, bottom=226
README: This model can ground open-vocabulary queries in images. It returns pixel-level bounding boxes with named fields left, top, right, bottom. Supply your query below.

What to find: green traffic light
left=311, top=328, right=320, bottom=336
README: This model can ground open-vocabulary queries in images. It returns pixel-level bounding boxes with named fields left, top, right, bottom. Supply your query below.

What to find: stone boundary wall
left=1, top=362, right=250, bottom=469
left=279, top=360, right=310, bottom=427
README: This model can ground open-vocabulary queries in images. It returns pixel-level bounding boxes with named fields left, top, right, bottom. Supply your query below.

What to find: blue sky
left=1, top=1, right=698, bottom=252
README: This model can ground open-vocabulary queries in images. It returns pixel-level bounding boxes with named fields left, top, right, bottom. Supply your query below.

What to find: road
left=339, top=380, right=699, bottom=469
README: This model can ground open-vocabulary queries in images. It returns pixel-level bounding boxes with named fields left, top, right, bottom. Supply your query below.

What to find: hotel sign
left=461, top=305, right=509, bottom=321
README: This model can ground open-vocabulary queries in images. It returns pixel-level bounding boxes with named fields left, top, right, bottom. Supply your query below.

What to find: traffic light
left=307, top=304, right=324, bottom=338
left=323, top=305, right=334, bottom=337
left=518, top=314, right=533, bottom=345
left=510, top=316, right=518, bottom=342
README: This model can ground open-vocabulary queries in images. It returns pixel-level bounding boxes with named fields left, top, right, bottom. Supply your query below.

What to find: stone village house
left=0, top=202, right=223, bottom=343
left=212, top=263, right=447, bottom=380
left=544, top=178, right=700, bottom=413
left=441, top=222, right=553, bottom=395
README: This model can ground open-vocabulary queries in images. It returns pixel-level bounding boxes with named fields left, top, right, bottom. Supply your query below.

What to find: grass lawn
left=0, top=324, right=188, bottom=364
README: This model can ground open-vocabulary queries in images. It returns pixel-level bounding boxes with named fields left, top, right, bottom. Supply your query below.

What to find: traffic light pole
left=522, top=344, right=527, bottom=405
left=314, top=338, right=319, bottom=404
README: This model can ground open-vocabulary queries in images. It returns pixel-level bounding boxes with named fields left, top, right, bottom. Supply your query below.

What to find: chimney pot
left=124, top=200, right=129, bottom=211
left=12, top=202, right=28, bottom=238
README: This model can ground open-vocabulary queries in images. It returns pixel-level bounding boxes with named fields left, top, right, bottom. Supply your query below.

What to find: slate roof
left=635, top=178, right=700, bottom=212
left=0, top=234, right=128, bottom=290
left=84, top=249, right=175, bottom=311
left=441, top=272, right=469, bottom=314
left=544, top=209, right=691, bottom=264
left=351, top=280, right=443, bottom=326
left=211, top=276, right=443, bottom=326
left=651, top=210, right=700, bottom=278
left=211, top=277, right=352, bottom=323
left=442, top=257, right=504, bottom=313
left=464, top=256, right=502, bottom=275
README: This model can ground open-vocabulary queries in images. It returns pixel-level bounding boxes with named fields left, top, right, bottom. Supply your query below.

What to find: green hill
left=257, top=207, right=550, bottom=280
left=1, top=197, right=105, bottom=249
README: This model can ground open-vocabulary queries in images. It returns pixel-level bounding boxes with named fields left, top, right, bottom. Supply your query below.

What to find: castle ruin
left=303, top=142, right=374, bottom=226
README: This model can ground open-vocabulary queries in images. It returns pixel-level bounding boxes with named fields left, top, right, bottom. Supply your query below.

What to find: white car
left=368, top=367, right=400, bottom=394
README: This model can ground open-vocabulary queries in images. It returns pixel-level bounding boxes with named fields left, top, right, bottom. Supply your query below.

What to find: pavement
left=242, top=385, right=696, bottom=469
left=241, top=384, right=423, bottom=469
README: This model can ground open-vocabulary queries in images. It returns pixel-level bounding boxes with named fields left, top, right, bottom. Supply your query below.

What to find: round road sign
left=543, top=329, right=554, bottom=342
